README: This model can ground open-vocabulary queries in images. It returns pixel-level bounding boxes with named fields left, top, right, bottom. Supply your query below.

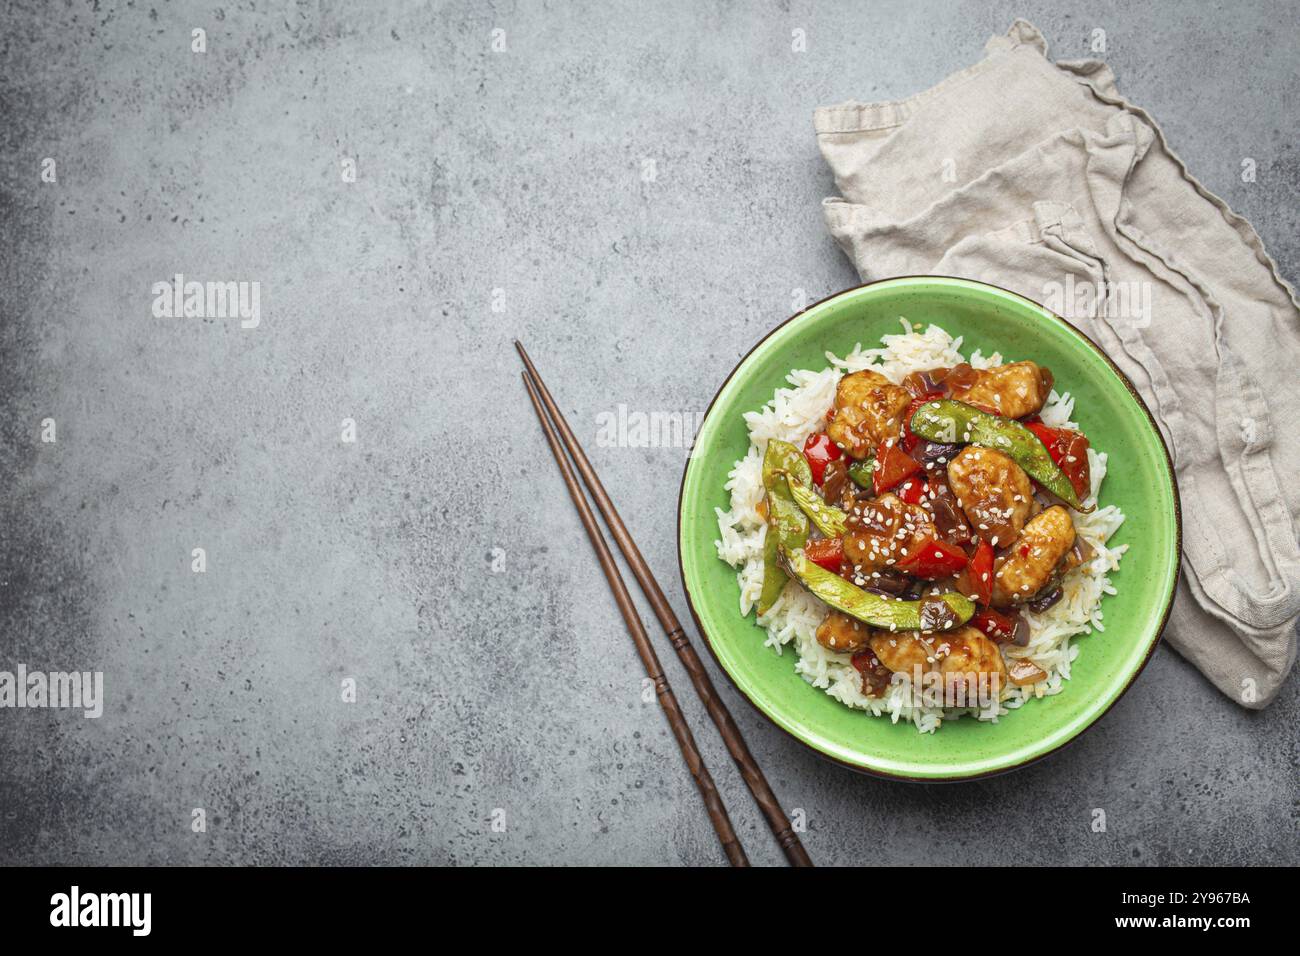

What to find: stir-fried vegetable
left=758, top=535, right=785, bottom=616
left=895, top=536, right=968, bottom=579
left=803, top=537, right=844, bottom=573
left=847, top=457, right=875, bottom=489
left=899, top=395, right=940, bottom=452
left=787, top=478, right=847, bottom=538
left=970, top=607, right=1028, bottom=646
left=1007, top=657, right=1049, bottom=686
left=850, top=648, right=894, bottom=696
left=757, top=440, right=812, bottom=614
left=784, top=549, right=975, bottom=632
left=1024, top=420, right=1091, bottom=502
left=821, top=458, right=850, bottom=504
left=959, top=539, right=995, bottom=606
left=801, top=432, right=841, bottom=485
left=896, top=476, right=928, bottom=505
left=872, top=441, right=923, bottom=494
left=908, top=399, right=1092, bottom=512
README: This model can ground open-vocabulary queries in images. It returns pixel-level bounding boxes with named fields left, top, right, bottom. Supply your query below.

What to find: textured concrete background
left=1, top=1, right=1296, bottom=866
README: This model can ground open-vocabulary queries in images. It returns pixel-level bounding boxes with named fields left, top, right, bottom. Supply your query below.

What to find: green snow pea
left=787, top=479, right=847, bottom=538
left=757, top=440, right=812, bottom=614
left=784, top=549, right=975, bottom=632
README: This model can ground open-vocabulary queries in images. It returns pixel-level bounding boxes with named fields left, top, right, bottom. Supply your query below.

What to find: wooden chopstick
left=517, top=343, right=813, bottom=868
left=521, top=370, right=749, bottom=867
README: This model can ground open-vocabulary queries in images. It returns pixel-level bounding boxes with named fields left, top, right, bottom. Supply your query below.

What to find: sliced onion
left=864, top=570, right=911, bottom=596
left=1026, top=587, right=1063, bottom=614
left=919, top=597, right=961, bottom=632
left=1070, top=536, right=1096, bottom=567
left=918, top=440, right=961, bottom=464
left=945, top=362, right=980, bottom=390
left=1032, top=485, right=1072, bottom=512
left=927, top=484, right=970, bottom=543
left=903, top=368, right=950, bottom=398
left=1011, top=613, right=1031, bottom=646
left=821, top=458, right=849, bottom=505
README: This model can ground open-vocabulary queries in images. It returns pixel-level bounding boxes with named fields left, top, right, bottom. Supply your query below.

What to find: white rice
left=714, top=319, right=1127, bottom=733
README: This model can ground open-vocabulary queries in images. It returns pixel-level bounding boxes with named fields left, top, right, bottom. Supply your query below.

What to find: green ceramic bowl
left=678, top=276, right=1180, bottom=780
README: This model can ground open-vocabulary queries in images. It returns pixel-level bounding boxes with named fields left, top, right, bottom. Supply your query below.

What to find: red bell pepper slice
left=960, top=539, right=994, bottom=606
left=971, top=607, right=1018, bottom=644
left=803, top=537, right=844, bottom=573
left=802, top=432, right=841, bottom=485
left=1025, top=421, right=1063, bottom=461
left=900, top=396, right=941, bottom=453
left=1056, top=430, right=1091, bottom=501
left=896, top=536, right=968, bottom=579
left=896, top=477, right=928, bottom=505
left=1025, top=422, right=1091, bottom=502
left=872, top=441, right=923, bottom=495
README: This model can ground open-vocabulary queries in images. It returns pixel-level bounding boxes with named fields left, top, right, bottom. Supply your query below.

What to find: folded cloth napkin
left=814, top=20, right=1300, bottom=708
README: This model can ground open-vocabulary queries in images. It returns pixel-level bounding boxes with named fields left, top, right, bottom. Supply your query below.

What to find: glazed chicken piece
left=841, top=492, right=937, bottom=580
left=868, top=630, right=940, bottom=675
left=946, top=446, right=1033, bottom=545
left=826, top=370, right=912, bottom=459
left=868, top=626, right=1008, bottom=694
left=815, top=610, right=871, bottom=653
left=992, top=505, right=1076, bottom=607
left=936, top=626, right=1009, bottom=691
left=949, top=361, right=1053, bottom=420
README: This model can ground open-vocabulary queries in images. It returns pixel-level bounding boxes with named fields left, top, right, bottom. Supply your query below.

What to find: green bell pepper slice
left=847, top=456, right=876, bottom=490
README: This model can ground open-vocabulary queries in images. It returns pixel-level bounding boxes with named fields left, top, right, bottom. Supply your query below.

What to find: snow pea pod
left=908, top=399, right=1093, bottom=512
left=757, top=440, right=812, bottom=614
left=787, top=479, right=847, bottom=538
left=784, top=549, right=975, bottom=632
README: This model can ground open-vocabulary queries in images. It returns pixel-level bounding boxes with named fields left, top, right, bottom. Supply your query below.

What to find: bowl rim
left=675, top=275, right=1182, bottom=782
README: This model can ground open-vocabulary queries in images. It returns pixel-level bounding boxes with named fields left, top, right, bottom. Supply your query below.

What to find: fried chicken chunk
left=841, top=492, right=936, bottom=580
left=992, top=505, right=1076, bottom=607
left=950, top=361, right=1053, bottom=419
left=937, top=626, right=1009, bottom=690
left=868, top=630, right=939, bottom=675
left=826, top=370, right=912, bottom=459
left=867, top=626, right=1008, bottom=694
left=815, top=610, right=871, bottom=653
left=946, top=446, right=1033, bottom=545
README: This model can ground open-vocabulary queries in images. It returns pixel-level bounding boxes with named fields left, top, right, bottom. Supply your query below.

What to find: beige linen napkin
left=815, top=20, right=1300, bottom=707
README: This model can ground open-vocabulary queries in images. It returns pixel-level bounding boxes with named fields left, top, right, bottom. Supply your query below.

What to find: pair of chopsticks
left=517, top=342, right=813, bottom=868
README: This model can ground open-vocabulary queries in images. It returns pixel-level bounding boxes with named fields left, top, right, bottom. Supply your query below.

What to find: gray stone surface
left=1, top=0, right=1296, bottom=866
